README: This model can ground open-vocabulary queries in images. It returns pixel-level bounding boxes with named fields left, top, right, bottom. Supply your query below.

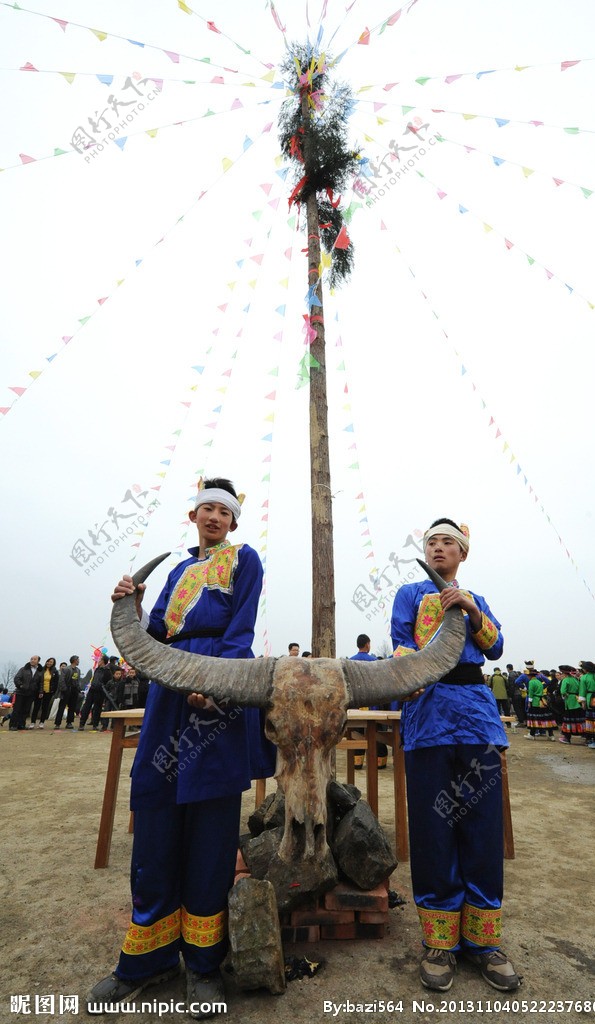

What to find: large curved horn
left=110, top=554, right=276, bottom=707
left=343, top=560, right=466, bottom=707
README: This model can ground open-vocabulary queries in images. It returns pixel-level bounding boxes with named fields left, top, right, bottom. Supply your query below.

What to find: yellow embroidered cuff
left=393, top=645, right=416, bottom=658
left=121, top=910, right=181, bottom=955
left=417, top=907, right=460, bottom=949
left=461, top=903, right=502, bottom=947
left=181, top=907, right=227, bottom=948
left=472, top=613, right=499, bottom=651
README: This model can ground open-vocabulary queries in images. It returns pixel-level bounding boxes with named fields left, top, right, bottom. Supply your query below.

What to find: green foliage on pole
left=278, top=42, right=360, bottom=287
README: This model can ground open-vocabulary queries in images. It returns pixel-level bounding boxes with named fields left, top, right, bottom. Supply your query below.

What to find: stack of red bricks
left=279, top=882, right=390, bottom=943
left=234, top=852, right=390, bottom=943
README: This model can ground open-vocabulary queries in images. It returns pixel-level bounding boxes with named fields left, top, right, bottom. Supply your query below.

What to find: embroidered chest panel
left=414, top=591, right=472, bottom=649
left=164, top=543, right=241, bottom=638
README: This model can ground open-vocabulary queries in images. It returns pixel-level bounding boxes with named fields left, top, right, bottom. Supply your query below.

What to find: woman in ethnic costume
left=391, top=518, right=519, bottom=996
left=525, top=667, right=556, bottom=740
left=578, top=661, right=595, bottom=749
left=558, top=665, right=585, bottom=744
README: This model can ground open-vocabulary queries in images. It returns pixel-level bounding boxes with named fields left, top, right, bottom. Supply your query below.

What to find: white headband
left=423, top=523, right=470, bottom=553
left=194, top=488, right=241, bottom=521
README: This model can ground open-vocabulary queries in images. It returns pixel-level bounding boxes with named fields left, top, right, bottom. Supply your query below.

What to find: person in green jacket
left=558, top=665, right=585, bottom=744
left=578, top=661, right=595, bottom=749
left=525, top=668, right=556, bottom=740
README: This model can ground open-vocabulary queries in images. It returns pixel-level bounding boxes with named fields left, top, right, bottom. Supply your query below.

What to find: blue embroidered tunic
left=391, top=579, right=508, bottom=752
left=130, top=541, right=275, bottom=810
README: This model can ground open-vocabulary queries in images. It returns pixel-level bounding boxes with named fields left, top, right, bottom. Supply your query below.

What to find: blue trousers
left=405, top=743, right=504, bottom=952
left=116, top=795, right=241, bottom=981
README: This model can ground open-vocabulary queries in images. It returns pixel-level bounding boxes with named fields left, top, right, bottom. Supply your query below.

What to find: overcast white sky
left=1, top=0, right=594, bottom=674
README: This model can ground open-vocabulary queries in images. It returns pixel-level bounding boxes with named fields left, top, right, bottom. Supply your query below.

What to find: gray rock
left=327, top=780, right=361, bottom=816
left=331, top=799, right=397, bottom=890
left=247, top=793, right=276, bottom=836
left=265, top=847, right=338, bottom=911
left=240, top=826, right=284, bottom=878
left=228, top=878, right=286, bottom=995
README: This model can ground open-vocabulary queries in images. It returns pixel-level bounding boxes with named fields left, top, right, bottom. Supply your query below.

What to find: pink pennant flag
left=373, top=102, right=386, bottom=112
left=268, top=197, right=280, bottom=210
left=284, top=248, right=292, bottom=259
left=529, top=120, right=544, bottom=127
left=437, top=190, right=447, bottom=199
left=552, top=178, right=564, bottom=186
left=97, top=296, right=108, bottom=305
left=19, top=153, right=36, bottom=164
left=387, top=10, right=401, bottom=25
left=62, top=336, right=72, bottom=344
left=545, top=269, right=554, bottom=280
left=231, top=98, right=243, bottom=110
left=207, top=20, right=220, bottom=32
left=383, top=82, right=399, bottom=91
left=250, top=253, right=264, bottom=264
left=260, top=183, right=272, bottom=195
left=9, top=386, right=26, bottom=396
left=0, top=408, right=11, bottom=415
left=163, top=50, right=180, bottom=63
left=504, top=239, right=513, bottom=249
left=445, top=74, right=462, bottom=84
left=561, top=60, right=580, bottom=71
left=358, top=28, right=371, bottom=45
left=211, top=76, right=224, bottom=85
left=52, top=18, right=68, bottom=31
left=20, top=62, right=39, bottom=71
left=265, top=391, right=276, bottom=400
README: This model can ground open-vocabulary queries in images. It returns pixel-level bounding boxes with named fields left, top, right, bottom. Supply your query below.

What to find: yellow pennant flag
left=29, top=370, right=42, bottom=379
left=483, top=223, right=493, bottom=233
left=146, top=128, right=158, bottom=138
left=222, top=157, right=233, bottom=172
left=462, top=113, right=477, bottom=120
left=90, top=29, right=107, bottom=41
left=521, top=167, right=534, bottom=178
left=178, top=0, right=192, bottom=12
left=261, top=69, right=275, bottom=83
left=59, top=72, right=75, bottom=84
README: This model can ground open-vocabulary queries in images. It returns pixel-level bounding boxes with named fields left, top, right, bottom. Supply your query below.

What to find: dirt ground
left=3, top=726, right=595, bottom=1024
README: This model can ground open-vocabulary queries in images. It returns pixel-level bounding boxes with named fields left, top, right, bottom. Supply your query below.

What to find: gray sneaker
left=87, top=965, right=180, bottom=1010
left=419, top=947, right=456, bottom=991
left=464, top=950, right=520, bottom=991
left=186, top=968, right=226, bottom=1019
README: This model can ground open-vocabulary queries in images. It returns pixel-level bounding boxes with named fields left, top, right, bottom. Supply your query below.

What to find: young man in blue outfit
left=88, top=478, right=275, bottom=1019
left=391, top=518, right=519, bottom=995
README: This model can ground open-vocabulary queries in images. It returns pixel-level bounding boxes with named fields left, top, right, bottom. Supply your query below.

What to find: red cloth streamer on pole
left=326, top=188, right=341, bottom=208
left=288, top=175, right=307, bottom=209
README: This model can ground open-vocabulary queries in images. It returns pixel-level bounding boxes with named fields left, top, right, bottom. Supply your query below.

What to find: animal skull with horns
left=111, top=554, right=465, bottom=880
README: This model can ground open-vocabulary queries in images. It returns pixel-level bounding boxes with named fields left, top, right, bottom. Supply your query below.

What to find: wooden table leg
left=500, top=750, right=515, bottom=860
left=393, top=726, right=409, bottom=861
left=254, top=778, right=266, bottom=808
left=94, top=719, right=126, bottom=869
left=366, top=721, right=379, bottom=815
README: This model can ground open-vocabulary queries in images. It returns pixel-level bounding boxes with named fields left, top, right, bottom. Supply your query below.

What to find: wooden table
left=94, top=708, right=515, bottom=869
left=337, top=711, right=515, bottom=863
left=94, top=709, right=144, bottom=869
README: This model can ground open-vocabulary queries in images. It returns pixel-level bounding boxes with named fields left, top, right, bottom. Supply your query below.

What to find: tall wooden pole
left=302, top=90, right=336, bottom=659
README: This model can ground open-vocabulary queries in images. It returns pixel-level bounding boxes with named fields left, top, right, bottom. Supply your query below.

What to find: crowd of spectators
left=485, top=660, right=595, bottom=748
left=1, top=654, right=148, bottom=732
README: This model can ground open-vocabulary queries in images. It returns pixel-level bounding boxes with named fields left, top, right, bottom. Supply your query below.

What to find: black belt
left=439, top=663, right=485, bottom=686
left=148, top=627, right=226, bottom=645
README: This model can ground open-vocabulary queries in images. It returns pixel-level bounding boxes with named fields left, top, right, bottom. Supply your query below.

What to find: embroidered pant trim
left=405, top=743, right=504, bottom=953
left=116, top=795, right=241, bottom=981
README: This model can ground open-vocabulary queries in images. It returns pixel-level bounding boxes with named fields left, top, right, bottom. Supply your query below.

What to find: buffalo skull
left=111, top=555, right=465, bottom=881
